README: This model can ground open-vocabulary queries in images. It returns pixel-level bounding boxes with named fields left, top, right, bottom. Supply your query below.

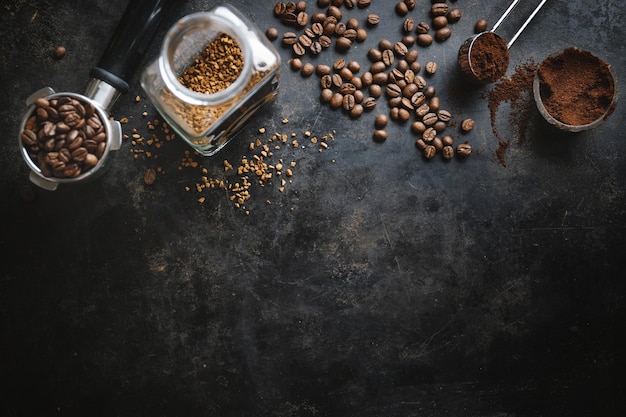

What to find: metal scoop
left=458, top=0, right=548, bottom=84
left=19, top=0, right=176, bottom=190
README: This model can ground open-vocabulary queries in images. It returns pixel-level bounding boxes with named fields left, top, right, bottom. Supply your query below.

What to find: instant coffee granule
left=178, top=33, right=244, bottom=94
left=537, top=48, right=615, bottom=126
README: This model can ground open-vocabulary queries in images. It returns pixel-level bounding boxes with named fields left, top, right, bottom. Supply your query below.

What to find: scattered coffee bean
left=350, top=103, right=364, bottom=118
left=425, top=61, right=438, bottom=75
left=301, top=62, right=315, bottom=77
left=320, top=88, right=334, bottom=103
left=430, top=3, right=449, bottom=17
left=442, top=145, right=454, bottom=160
left=282, top=32, right=297, bottom=45
left=448, top=8, right=462, bottom=23
left=475, top=18, right=488, bottom=33
left=457, top=143, right=472, bottom=156
left=395, top=2, right=409, bottom=16
left=403, top=17, right=415, bottom=33
left=435, top=27, right=452, bottom=42
left=367, top=14, right=380, bottom=26
left=357, top=0, right=371, bottom=8
left=144, top=168, right=157, bottom=185
left=416, top=34, right=433, bottom=47
left=423, top=145, right=437, bottom=159
left=290, top=58, right=302, bottom=71
left=266, top=27, right=279, bottom=41
left=373, top=129, right=388, bottom=142
left=432, top=16, right=448, bottom=30
left=336, top=36, right=352, bottom=51
left=416, top=21, right=430, bottom=34
left=375, top=114, right=388, bottom=128
left=461, top=118, right=475, bottom=132
left=415, top=138, right=427, bottom=150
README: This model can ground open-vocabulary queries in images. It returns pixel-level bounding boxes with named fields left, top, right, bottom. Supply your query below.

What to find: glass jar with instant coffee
left=141, top=4, right=280, bottom=156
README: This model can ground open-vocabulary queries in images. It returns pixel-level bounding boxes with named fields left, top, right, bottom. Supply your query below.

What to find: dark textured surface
left=1, top=0, right=625, bottom=416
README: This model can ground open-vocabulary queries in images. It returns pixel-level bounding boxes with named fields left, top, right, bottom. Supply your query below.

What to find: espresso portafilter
left=19, top=0, right=176, bottom=190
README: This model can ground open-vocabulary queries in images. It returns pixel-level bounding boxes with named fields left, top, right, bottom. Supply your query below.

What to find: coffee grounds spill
left=537, top=47, right=615, bottom=126
left=486, top=61, right=537, bottom=167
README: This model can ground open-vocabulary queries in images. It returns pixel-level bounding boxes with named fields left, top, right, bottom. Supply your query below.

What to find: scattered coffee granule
left=178, top=33, right=244, bottom=94
left=486, top=60, right=537, bottom=166
left=537, top=47, right=615, bottom=126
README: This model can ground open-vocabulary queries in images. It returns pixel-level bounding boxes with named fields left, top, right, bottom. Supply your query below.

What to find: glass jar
left=141, top=4, right=281, bottom=156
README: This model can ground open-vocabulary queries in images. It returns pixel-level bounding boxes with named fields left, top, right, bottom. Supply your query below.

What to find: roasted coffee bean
left=461, top=118, right=475, bottom=132
left=423, top=85, right=436, bottom=98
left=425, top=61, right=438, bottom=75
left=274, top=2, right=287, bottom=16
left=299, top=34, right=312, bottom=47
left=411, top=121, right=426, bottom=134
left=415, top=138, right=427, bottom=150
left=369, top=84, right=382, bottom=98
left=312, top=12, right=327, bottom=23
left=335, top=22, right=346, bottom=36
left=405, top=0, right=416, bottom=10
left=281, top=12, right=298, bottom=26
left=296, top=1, right=307, bottom=11
left=296, top=11, right=309, bottom=26
left=346, top=18, right=359, bottom=30
left=320, top=88, right=334, bottom=103
left=331, top=0, right=344, bottom=6
left=320, top=74, right=333, bottom=89
left=317, top=0, right=330, bottom=6
left=323, top=22, right=336, bottom=36
left=370, top=61, right=387, bottom=74
left=373, top=129, right=388, bottom=142
left=343, top=28, right=357, bottom=41
left=432, top=136, right=444, bottom=151
left=368, top=48, right=382, bottom=62
left=398, top=108, right=411, bottom=122
left=457, top=143, right=472, bottom=156
left=357, top=0, right=371, bottom=8
left=390, top=68, right=405, bottom=83
left=390, top=107, right=400, bottom=121
left=403, top=17, right=415, bottom=33
left=343, top=94, right=355, bottom=111
left=429, top=97, right=440, bottom=112
left=475, top=18, right=488, bottom=33
left=301, top=62, right=315, bottom=77
left=417, top=34, right=433, bottom=47
left=438, top=135, right=452, bottom=147
left=405, top=49, right=419, bottom=64
left=347, top=61, right=361, bottom=73
left=264, top=27, right=278, bottom=40
left=438, top=110, right=452, bottom=123
left=423, top=112, right=438, bottom=125
left=388, top=96, right=402, bottom=108
left=353, top=90, right=364, bottom=103
left=311, top=22, right=324, bottom=36
left=339, top=67, right=353, bottom=81
left=401, top=97, right=414, bottom=111
left=332, top=73, right=343, bottom=88
left=345, top=0, right=355, bottom=8
left=283, top=32, right=297, bottom=45
left=403, top=84, right=418, bottom=99
left=336, top=36, right=352, bottom=51
left=356, top=28, right=367, bottom=42
left=442, top=145, right=454, bottom=160
left=430, top=3, right=449, bottom=16
left=327, top=5, right=342, bottom=20
left=448, top=8, right=462, bottom=23
left=330, top=92, right=344, bottom=109
left=293, top=42, right=306, bottom=56
left=367, top=14, right=380, bottom=26
left=416, top=21, right=430, bottom=34
left=318, top=35, right=332, bottom=48
left=382, top=49, right=395, bottom=66
left=144, top=168, right=157, bottom=185
left=375, top=114, right=388, bottom=128
left=333, top=58, right=346, bottom=71
left=290, top=58, right=302, bottom=71
left=432, top=16, right=448, bottom=30
left=385, top=83, right=402, bottom=98
left=414, top=75, right=427, bottom=89
left=351, top=76, right=363, bottom=90
left=423, top=145, right=437, bottom=159
left=422, top=127, right=437, bottom=143
left=434, top=121, right=447, bottom=133
left=350, top=104, right=364, bottom=119
left=435, top=27, right=452, bottom=42
left=361, top=71, right=373, bottom=86
left=53, top=45, right=66, bottom=60
left=285, top=1, right=297, bottom=13
left=395, top=1, right=409, bottom=16
left=411, top=91, right=426, bottom=107
left=402, top=35, right=416, bottom=47
left=394, top=42, right=408, bottom=57
left=310, top=41, right=322, bottom=55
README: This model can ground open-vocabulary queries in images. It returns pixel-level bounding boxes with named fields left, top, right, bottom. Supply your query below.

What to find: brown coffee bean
left=53, top=45, right=66, bottom=60
left=296, top=11, right=309, bottom=26
left=373, top=129, right=388, bottom=142
left=296, top=1, right=307, bottom=11
left=442, top=145, right=454, bottom=160
left=317, top=0, right=330, bottom=7
left=281, top=12, right=298, bottom=26
left=424, top=145, right=437, bottom=159
left=385, top=83, right=402, bottom=98
left=301, top=62, right=315, bottom=77
left=405, top=0, right=416, bottom=10
left=345, top=0, right=355, bottom=8
left=432, top=136, right=444, bottom=151
left=327, top=5, right=342, bottom=20
left=434, top=121, right=447, bottom=133
left=351, top=76, right=363, bottom=90
left=475, top=18, right=488, bottom=33
left=312, top=12, right=327, bottom=23
left=411, top=121, right=426, bottom=134
left=403, top=18, right=415, bottom=33
left=367, top=14, right=380, bottom=26
left=416, top=21, right=430, bottom=34
left=398, top=108, right=411, bottom=122
left=285, top=1, right=297, bottom=13
left=382, top=49, right=395, bottom=66
left=370, top=61, right=386, bottom=74
left=395, top=1, right=408, bottom=16
left=335, top=22, right=346, bottom=36
left=370, top=84, right=382, bottom=98
left=316, top=64, right=331, bottom=76
left=357, top=0, right=371, bottom=8
left=423, top=112, right=438, bottom=126
left=433, top=16, right=448, bottom=29
left=402, top=35, right=416, bottom=47
left=310, top=41, right=322, bottom=55
left=438, top=110, right=452, bottom=123
left=461, top=118, right=475, bottom=132
left=429, top=97, right=440, bottom=112
left=336, top=36, right=352, bottom=51
left=435, top=27, right=452, bottom=42
left=332, top=73, right=343, bottom=88
left=299, top=34, right=312, bottom=47
left=410, top=92, right=426, bottom=107
left=290, top=58, right=302, bottom=71
left=448, top=8, right=462, bottom=23
left=415, top=138, right=427, bottom=150
left=379, top=39, right=393, bottom=51
left=283, top=32, right=297, bottom=45
left=318, top=35, right=332, bottom=48
left=425, top=61, right=438, bottom=75
left=423, top=127, right=437, bottom=142
left=144, top=168, right=157, bottom=185
left=368, top=48, right=382, bottom=62
left=363, top=97, right=377, bottom=110
left=405, top=49, right=419, bottom=64
left=339, top=67, right=353, bottom=81
left=320, top=74, right=332, bottom=89
left=350, top=104, right=364, bottom=119
left=416, top=34, right=433, bottom=47
left=375, top=114, right=388, bottom=128
left=293, top=43, right=306, bottom=56
left=430, top=3, right=449, bottom=16
left=456, top=143, right=472, bottom=156
left=343, top=94, right=355, bottom=111
left=274, top=2, right=287, bottom=16
left=340, top=83, right=357, bottom=95
left=394, top=42, right=408, bottom=57
left=320, top=88, right=334, bottom=103
left=330, top=92, right=344, bottom=109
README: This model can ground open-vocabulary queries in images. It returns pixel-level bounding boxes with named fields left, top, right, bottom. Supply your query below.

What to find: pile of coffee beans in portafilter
left=269, top=0, right=474, bottom=160
left=21, top=96, right=107, bottom=178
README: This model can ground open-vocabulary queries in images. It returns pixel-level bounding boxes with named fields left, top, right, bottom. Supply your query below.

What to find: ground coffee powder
left=537, top=47, right=615, bottom=126
left=469, top=32, right=510, bottom=83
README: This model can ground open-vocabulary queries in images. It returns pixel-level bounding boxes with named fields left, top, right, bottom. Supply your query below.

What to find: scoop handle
left=90, top=0, right=177, bottom=94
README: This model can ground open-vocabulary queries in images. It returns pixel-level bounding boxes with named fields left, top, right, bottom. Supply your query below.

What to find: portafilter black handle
left=90, top=0, right=177, bottom=94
